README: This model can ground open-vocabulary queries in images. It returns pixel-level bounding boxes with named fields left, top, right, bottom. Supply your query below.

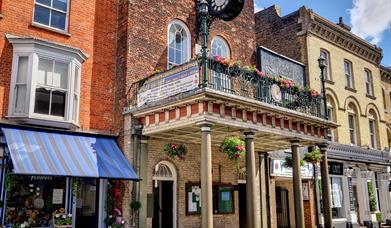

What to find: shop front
left=0, top=127, right=139, bottom=228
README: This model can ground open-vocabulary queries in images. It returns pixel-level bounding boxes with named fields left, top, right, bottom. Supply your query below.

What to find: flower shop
left=0, top=126, right=139, bottom=228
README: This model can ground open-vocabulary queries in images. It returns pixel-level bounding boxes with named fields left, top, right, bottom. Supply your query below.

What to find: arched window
left=368, top=110, right=379, bottom=149
left=320, top=49, right=331, bottom=81
left=327, top=95, right=338, bottom=142
left=211, top=36, right=231, bottom=91
left=347, top=103, right=360, bottom=145
left=168, top=20, right=191, bottom=69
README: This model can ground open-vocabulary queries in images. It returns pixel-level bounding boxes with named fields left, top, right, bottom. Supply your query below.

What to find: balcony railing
left=128, top=59, right=326, bottom=119
left=206, top=58, right=326, bottom=118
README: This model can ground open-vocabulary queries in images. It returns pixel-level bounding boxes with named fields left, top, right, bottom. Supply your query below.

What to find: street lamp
left=197, top=0, right=210, bottom=88
left=318, top=55, right=328, bottom=120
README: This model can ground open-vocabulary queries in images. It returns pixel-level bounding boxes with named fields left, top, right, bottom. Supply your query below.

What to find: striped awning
left=1, top=127, right=139, bottom=180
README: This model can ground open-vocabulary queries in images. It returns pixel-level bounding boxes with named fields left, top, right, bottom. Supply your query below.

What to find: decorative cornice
left=305, top=12, right=382, bottom=65
left=380, top=65, right=391, bottom=81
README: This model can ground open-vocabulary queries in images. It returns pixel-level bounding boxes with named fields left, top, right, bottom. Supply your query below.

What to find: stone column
left=291, top=140, right=305, bottom=228
left=245, top=130, right=260, bottom=228
left=259, top=153, right=267, bottom=228
left=200, top=123, right=213, bottom=228
left=139, top=136, right=149, bottom=228
left=319, top=144, right=332, bottom=228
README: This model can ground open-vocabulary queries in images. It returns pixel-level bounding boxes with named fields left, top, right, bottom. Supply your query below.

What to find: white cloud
left=349, top=0, right=391, bottom=45
left=254, top=2, right=264, bottom=13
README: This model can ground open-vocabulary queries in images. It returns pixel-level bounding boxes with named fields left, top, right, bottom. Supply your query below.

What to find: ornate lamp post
left=318, top=55, right=328, bottom=120
left=197, top=0, right=211, bottom=88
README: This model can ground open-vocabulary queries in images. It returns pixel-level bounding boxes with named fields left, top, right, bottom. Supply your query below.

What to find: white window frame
left=211, top=36, right=231, bottom=92
left=33, top=0, right=70, bottom=32
left=320, top=49, right=331, bottom=81
left=368, top=111, right=378, bottom=149
left=167, top=19, right=191, bottom=69
left=344, top=60, right=353, bottom=89
left=348, top=113, right=357, bottom=145
left=7, top=35, right=86, bottom=128
left=365, top=69, right=374, bottom=96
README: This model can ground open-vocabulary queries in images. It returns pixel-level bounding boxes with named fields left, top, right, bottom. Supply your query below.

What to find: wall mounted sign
left=271, top=159, right=314, bottom=179
left=52, top=189, right=64, bottom=204
left=328, top=162, right=343, bottom=175
left=271, top=84, right=282, bottom=102
left=137, top=61, right=199, bottom=107
left=186, top=183, right=202, bottom=215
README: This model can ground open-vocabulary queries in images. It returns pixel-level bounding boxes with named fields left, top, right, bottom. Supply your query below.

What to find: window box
left=6, top=34, right=88, bottom=129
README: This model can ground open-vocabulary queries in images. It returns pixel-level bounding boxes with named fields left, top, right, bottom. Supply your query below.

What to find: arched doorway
left=152, top=161, right=177, bottom=228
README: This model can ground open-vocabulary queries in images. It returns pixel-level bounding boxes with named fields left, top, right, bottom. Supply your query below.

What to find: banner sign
left=271, top=159, right=314, bottom=179
left=137, top=61, right=199, bottom=107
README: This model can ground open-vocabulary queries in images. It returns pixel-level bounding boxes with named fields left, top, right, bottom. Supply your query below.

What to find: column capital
left=318, top=143, right=329, bottom=151
left=244, top=129, right=257, bottom=138
left=196, top=121, right=214, bottom=131
left=290, top=139, right=300, bottom=146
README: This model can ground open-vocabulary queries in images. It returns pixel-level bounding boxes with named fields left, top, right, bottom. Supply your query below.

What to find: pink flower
left=235, top=145, right=243, bottom=151
left=235, top=153, right=241, bottom=158
left=310, top=89, right=318, bottom=97
left=221, top=58, right=228, bottom=65
left=170, top=144, right=177, bottom=150
left=214, top=55, right=222, bottom=62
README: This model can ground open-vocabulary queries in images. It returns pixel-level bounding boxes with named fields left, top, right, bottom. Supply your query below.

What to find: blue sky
left=254, top=0, right=391, bottom=67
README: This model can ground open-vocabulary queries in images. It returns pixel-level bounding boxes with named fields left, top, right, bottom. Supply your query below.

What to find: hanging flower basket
left=164, top=143, right=187, bottom=159
left=220, top=137, right=245, bottom=170
left=303, top=148, right=322, bottom=164
left=283, top=156, right=305, bottom=168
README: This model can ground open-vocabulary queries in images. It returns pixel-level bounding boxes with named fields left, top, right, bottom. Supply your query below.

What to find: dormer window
left=6, top=34, right=87, bottom=128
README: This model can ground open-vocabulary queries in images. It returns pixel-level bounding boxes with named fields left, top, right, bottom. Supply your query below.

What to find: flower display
left=53, top=209, right=72, bottom=228
left=220, top=137, right=246, bottom=170
left=164, top=143, right=187, bottom=159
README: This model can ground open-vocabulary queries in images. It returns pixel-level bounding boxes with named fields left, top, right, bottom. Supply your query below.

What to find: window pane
left=72, top=95, right=78, bottom=121
left=50, top=10, right=66, bottom=30
left=74, top=67, right=80, bottom=92
left=15, top=85, right=27, bottom=114
left=53, top=0, right=68, bottom=11
left=38, top=59, right=53, bottom=85
left=36, top=0, right=51, bottom=7
left=34, top=5, right=50, bottom=25
left=51, top=90, right=66, bottom=117
left=53, top=62, right=68, bottom=89
left=17, top=56, right=28, bottom=83
left=34, top=87, right=50, bottom=115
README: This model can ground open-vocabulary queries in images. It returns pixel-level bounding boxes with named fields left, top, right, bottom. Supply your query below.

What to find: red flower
left=221, top=58, right=228, bottom=65
left=310, top=89, right=318, bottom=97
left=235, top=145, right=243, bottom=151
left=170, top=144, right=177, bottom=150
left=235, top=153, right=241, bottom=158
left=214, top=55, right=222, bottom=62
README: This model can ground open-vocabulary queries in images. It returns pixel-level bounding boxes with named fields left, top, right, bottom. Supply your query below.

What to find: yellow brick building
left=256, top=6, right=391, bottom=227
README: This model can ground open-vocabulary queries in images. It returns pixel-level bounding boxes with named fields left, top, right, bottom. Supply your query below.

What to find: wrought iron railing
left=128, top=59, right=326, bottom=119
left=207, top=58, right=326, bottom=118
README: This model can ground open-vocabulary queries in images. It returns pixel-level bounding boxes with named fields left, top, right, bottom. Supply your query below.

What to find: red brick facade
left=0, top=0, right=118, bottom=133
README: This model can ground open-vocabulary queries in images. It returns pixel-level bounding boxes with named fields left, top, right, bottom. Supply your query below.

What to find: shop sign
left=137, top=61, right=199, bottom=107
left=328, top=162, right=343, bottom=175
left=271, top=159, right=314, bottom=178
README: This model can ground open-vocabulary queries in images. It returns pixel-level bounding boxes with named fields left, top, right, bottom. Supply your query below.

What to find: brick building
left=256, top=5, right=391, bottom=228
left=0, top=0, right=138, bottom=227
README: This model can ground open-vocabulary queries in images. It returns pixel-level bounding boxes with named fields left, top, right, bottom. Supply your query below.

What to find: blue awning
left=1, top=127, right=139, bottom=180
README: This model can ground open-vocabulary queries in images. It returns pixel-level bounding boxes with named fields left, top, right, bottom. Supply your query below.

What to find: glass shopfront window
left=330, top=176, right=345, bottom=218
left=4, top=175, right=67, bottom=227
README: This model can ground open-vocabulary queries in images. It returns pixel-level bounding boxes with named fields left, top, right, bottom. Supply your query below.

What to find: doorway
left=238, top=183, right=247, bottom=228
left=75, top=178, right=99, bottom=228
left=276, top=187, right=290, bottom=228
left=152, top=161, right=177, bottom=228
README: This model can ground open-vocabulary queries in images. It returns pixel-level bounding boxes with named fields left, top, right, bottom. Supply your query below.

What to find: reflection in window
left=330, top=177, right=344, bottom=219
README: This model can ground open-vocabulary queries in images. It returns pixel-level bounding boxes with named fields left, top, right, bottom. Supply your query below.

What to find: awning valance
left=1, top=127, right=139, bottom=180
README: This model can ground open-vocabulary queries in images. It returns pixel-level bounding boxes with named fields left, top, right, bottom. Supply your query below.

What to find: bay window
left=7, top=35, right=87, bottom=128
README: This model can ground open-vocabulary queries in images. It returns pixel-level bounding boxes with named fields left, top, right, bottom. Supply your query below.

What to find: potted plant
left=164, top=143, right=187, bottom=159
left=53, top=208, right=72, bottom=228
left=303, top=147, right=322, bottom=164
left=220, top=136, right=245, bottom=170
left=130, top=201, right=141, bottom=211
left=283, top=156, right=304, bottom=168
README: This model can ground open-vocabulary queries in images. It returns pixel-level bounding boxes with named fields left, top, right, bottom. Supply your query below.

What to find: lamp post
left=318, top=55, right=328, bottom=120
left=197, top=0, right=210, bottom=88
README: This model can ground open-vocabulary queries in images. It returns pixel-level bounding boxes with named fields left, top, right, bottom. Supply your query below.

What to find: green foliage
left=303, top=148, right=322, bottom=164
left=367, top=181, right=378, bottom=212
left=164, top=143, right=187, bottom=159
left=5, top=173, right=16, bottom=194
left=220, top=137, right=245, bottom=160
left=376, top=212, right=383, bottom=223
left=71, top=178, right=81, bottom=196
left=283, top=156, right=305, bottom=168
left=130, top=201, right=141, bottom=211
